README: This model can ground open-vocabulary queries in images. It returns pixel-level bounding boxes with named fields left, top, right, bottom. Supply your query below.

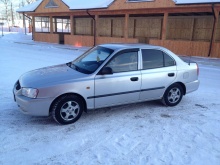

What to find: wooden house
left=17, top=0, right=220, bottom=58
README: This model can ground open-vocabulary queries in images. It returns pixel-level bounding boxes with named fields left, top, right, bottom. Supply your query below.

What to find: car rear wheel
left=52, top=95, right=83, bottom=125
left=162, top=83, right=183, bottom=106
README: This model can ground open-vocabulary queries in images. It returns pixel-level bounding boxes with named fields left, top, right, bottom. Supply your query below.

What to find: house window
left=53, top=18, right=70, bottom=33
left=35, top=17, right=50, bottom=32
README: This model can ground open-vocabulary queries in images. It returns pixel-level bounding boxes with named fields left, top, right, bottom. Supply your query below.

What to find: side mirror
left=100, top=67, right=113, bottom=75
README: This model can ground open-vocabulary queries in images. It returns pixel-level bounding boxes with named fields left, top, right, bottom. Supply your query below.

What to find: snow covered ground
left=0, top=33, right=220, bottom=165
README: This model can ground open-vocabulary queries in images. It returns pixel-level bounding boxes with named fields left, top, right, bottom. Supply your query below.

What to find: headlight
left=21, top=88, right=39, bottom=98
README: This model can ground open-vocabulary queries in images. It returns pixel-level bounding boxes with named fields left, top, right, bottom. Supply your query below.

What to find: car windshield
left=68, top=46, right=114, bottom=74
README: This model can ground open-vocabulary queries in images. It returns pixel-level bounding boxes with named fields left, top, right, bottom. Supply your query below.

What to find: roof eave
left=175, top=2, right=220, bottom=5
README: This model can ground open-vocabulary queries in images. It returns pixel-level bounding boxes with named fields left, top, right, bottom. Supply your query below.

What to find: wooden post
left=190, top=18, right=195, bottom=41
left=210, top=9, right=219, bottom=57
left=124, top=13, right=129, bottom=39
left=32, top=16, right=35, bottom=40
left=95, top=15, right=99, bottom=37
left=162, top=12, right=168, bottom=40
left=212, top=9, right=219, bottom=43
left=50, top=16, right=53, bottom=34
left=70, top=15, right=74, bottom=35
left=23, top=13, right=26, bottom=35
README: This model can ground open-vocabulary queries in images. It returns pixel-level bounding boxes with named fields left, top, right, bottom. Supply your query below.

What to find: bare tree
left=0, top=0, right=11, bottom=27
left=26, top=0, right=36, bottom=4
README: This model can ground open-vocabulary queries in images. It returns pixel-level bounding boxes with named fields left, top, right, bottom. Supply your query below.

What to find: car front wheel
left=52, top=95, right=84, bottom=125
left=162, top=83, right=183, bottom=106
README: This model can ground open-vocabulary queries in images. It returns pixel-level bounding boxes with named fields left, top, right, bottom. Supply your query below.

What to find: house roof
left=17, top=0, right=43, bottom=12
left=174, top=0, right=220, bottom=5
left=16, top=0, right=220, bottom=13
left=17, top=0, right=115, bottom=12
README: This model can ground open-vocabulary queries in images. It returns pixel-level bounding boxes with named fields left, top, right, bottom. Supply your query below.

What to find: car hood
left=19, top=64, right=87, bottom=88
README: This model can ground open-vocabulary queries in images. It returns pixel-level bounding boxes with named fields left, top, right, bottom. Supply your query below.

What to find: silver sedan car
left=13, top=43, right=199, bottom=124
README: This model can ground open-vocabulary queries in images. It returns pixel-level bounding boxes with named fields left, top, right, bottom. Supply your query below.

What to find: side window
left=142, top=49, right=163, bottom=69
left=164, top=53, right=176, bottom=67
left=106, top=51, right=138, bottom=73
left=142, top=49, right=176, bottom=69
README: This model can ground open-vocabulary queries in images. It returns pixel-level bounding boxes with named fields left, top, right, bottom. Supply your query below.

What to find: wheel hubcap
left=60, top=101, right=80, bottom=121
left=168, top=87, right=181, bottom=104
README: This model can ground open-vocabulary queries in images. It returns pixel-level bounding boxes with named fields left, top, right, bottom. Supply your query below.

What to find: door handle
left=168, top=73, right=175, bottom=77
left=130, top=77, right=139, bottom=81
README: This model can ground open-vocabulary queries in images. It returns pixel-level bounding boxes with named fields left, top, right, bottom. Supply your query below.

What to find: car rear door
left=94, top=49, right=141, bottom=108
left=139, top=49, right=177, bottom=101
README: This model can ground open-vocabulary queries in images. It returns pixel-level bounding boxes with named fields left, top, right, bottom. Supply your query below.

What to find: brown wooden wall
left=129, top=17, right=162, bottom=42
left=167, top=16, right=214, bottom=41
left=74, top=18, right=93, bottom=36
left=109, top=0, right=176, bottom=10
left=99, top=18, right=112, bottom=37
left=65, top=35, right=138, bottom=47
left=149, top=39, right=220, bottom=58
left=34, top=33, right=59, bottom=43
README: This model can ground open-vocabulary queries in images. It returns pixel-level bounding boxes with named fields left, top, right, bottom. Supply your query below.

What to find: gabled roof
left=17, top=0, right=220, bottom=13
left=17, top=0, right=43, bottom=12
left=174, top=0, right=220, bottom=5
left=17, top=0, right=115, bottom=12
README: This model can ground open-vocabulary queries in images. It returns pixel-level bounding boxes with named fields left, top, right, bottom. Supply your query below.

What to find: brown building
left=17, top=0, right=220, bottom=58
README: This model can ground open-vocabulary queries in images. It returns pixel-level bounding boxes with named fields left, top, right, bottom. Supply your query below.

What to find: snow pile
left=0, top=32, right=220, bottom=165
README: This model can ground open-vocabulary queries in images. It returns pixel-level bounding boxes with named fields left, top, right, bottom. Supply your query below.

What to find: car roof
left=99, top=43, right=165, bottom=51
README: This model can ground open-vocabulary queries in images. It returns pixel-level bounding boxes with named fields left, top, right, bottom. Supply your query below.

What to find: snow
left=0, top=32, right=220, bottom=165
left=63, top=0, right=115, bottom=10
left=174, top=0, right=220, bottom=4
left=17, top=0, right=114, bottom=12
left=16, top=0, right=43, bottom=12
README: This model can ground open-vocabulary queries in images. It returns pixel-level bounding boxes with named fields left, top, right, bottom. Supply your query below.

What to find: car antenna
left=188, top=55, right=191, bottom=66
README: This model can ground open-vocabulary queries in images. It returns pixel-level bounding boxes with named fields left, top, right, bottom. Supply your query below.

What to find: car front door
left=139, top=49, right=177, bottom=101
left=94, top=49, right=141, bottom=108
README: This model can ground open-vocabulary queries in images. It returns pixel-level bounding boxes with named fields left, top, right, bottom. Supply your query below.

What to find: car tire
left=52, top=95, right=84, bottom=125
left=162, top=83, right=183, bottom=106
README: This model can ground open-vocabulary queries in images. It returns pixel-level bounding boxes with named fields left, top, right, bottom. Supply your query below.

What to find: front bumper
left=13, top=85, right=53, bottom=116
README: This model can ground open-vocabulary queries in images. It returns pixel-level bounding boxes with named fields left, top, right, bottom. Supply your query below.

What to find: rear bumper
left=185, top=80, right=200, bottom=94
